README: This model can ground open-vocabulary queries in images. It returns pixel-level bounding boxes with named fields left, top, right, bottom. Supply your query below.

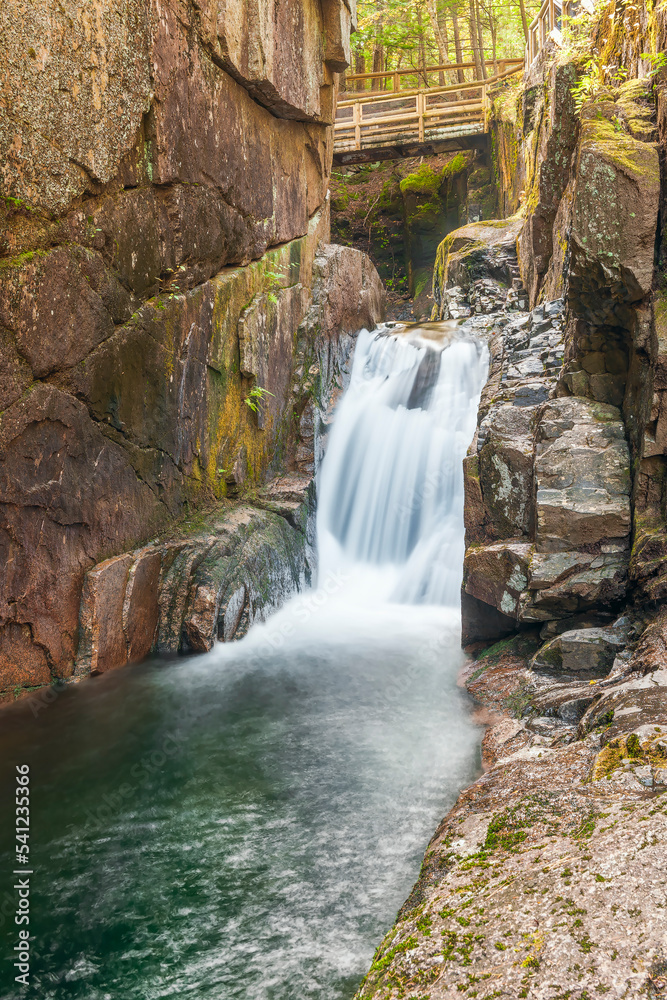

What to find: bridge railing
left=342, top=58, right=524, bottom=95
left=334, top=65, right=522, bottom=154
left=525, top=0, right=595, bottom=69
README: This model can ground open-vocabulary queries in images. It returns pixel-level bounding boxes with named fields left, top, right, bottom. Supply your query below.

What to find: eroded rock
left=531, top=626, right=629, bottom=675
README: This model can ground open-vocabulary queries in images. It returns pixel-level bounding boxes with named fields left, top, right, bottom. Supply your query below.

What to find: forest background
left=346, top=0, right=542, bottom=87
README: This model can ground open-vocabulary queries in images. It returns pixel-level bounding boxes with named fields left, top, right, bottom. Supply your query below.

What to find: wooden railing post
left=353, top=102, right=361, bottom=150
left=417, top=93, right=424, bottom=142
left=393, top=71, right=400, bottom=93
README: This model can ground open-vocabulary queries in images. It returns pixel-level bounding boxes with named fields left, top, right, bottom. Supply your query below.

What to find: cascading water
left=0, top=324, right=490, bottom=1000
left=317, top=326, right=489, bottom=605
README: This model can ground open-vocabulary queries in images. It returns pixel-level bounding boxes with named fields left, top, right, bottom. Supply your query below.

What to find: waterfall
left=317, top=326, right=488, bottom=607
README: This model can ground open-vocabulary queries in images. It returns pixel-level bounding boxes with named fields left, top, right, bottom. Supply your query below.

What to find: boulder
left=531, top=627, right=628, bottom=675
left=476, top=401, right=539, bottom=539
left=463, top=540, right=533, bottom=621
left=522, top=548, right=629, bottom=619
left=432, top=215, right=523, bottom=318
left=75, top=476, right=315, bottom=670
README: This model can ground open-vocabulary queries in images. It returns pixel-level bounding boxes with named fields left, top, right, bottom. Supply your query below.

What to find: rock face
left=531, top=626, right=629, bottom=675
left=330, top=152, right=496, bottom=321
left=450, top=272, right=632, bottom=641
left=0, top=0, right=384, bottom=699
left=357, top=17, right=667, bottom=1000
left=437, top=56, right=661, bottom=644
left=77, top=476, right=316, bottom=674
left=355, top=621, right=667, bottom=1000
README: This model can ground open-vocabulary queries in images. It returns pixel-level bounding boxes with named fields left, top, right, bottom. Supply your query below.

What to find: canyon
left=1, top=1, right=667, bottom=998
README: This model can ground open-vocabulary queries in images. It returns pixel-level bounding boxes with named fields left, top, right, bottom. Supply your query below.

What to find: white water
left=1, top=324, right=492, bottom=1000
left=317, top=326, right=489, bottom=606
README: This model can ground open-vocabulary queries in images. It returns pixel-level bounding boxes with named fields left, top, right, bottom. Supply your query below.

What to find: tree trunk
left=518, top=0, right=530, bottom=42
left=451, top=6, right=465, bottom=83
left=426, top=0, right=449, bottom=84
left=416, top=4, right=428, bottom=86
left=475, top=0, right=487, bottom=79
left=355, top=50, right=366, bottom=93
left=468, top=0, right=482, bottom=79
left=371, top=19, right=384, bottom=91
left=489, top=6, right=498, bottom=75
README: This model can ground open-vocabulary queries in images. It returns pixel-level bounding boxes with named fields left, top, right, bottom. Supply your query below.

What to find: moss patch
left=591, top=732, right=667, bottom=782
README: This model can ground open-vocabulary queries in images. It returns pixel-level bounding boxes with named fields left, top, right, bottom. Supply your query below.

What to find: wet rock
left=460, top=591, right=517, bottom=646
left=124, top=549, right=162, bottom=664
left=0, top=229, right=384, bottom=697
left=431, top=216, right=524, bottom=316
left=77, top=555, right=134, bottom=676
left=76, top=476, right=315, bottom=671
left=538, top=611, right=615, bottom=640
left=0, top=0, right=386, bottom=698
left=579, top=670, right=667, bottom=743
left=358, top=603, right=667, bottom=1000
left=531, top=627, right=628, bottom=675
left=627, top=608, right=667, bottom=675
left=463, top=541, right=532, bottom=620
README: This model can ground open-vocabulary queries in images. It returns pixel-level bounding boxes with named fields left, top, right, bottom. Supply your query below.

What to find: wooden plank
left=353, top=102, right=361, bottom=150
left=346, top=120, right=484, bottom=144
left=333, top=133, right=489, bottom=165
left=337, top=70, right=511, bottom=110
left=423, top=97, right=483, bottom=111
left=344, top=58, right=520, bottom=84
left=335, top=104, right=483, bottom=133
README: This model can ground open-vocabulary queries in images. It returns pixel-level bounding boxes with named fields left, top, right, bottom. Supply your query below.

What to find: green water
left=0, top=604, right=480, bottom=999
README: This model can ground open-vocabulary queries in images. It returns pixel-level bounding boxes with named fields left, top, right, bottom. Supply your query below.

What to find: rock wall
left=439, top=38, right=665, bottom=644
left=356, top=13, right=667, bottom=996
left=0, top=0, right=384, bottom=700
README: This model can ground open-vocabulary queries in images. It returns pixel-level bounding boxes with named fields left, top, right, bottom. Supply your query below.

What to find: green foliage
left=642, top=51, right=667, bottom=78
left=245, top=385, right=275, bottom=413
left=441, top=152, right=468, bottom=178
left=571, top=56, right=604, bottom=112
left=349, top=0, right=540, bottom=92
left=400, top=163, right=442, bottom=195
left=370, top=934, right=418, bottom=973
left=484, top=808, right=528, bottom=852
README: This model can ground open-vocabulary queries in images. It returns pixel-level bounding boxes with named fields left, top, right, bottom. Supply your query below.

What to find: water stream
left=0, top=325, right=488, bottom=1000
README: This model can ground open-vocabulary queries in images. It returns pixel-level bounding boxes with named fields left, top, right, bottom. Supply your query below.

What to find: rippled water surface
left=0, top=603, right=480, bottom=999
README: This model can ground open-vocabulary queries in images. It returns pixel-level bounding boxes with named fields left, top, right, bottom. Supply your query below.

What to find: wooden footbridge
left=333, top=60, right=523, bottom=165
left=333, top=0, right=594, bottom=165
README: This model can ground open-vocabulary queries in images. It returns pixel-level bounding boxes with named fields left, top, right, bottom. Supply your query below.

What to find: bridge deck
left=333, top=63, right=522, bottom=165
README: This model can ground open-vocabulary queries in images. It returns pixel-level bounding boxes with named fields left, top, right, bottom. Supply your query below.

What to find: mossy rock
left=591, top=732, right=667, bottom=782
left=399, top=163, right=444, bottom=197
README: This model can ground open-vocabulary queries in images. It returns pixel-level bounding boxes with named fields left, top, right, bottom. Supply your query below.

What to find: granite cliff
left=0, top=0, right=384, bottom=700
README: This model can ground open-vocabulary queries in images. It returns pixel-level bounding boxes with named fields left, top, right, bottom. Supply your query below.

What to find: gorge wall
left=0, top=0, right=384, bottom=701
left=447, top=29, right=666, bottom=643
left=354, top=5, right=667, bottom=997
